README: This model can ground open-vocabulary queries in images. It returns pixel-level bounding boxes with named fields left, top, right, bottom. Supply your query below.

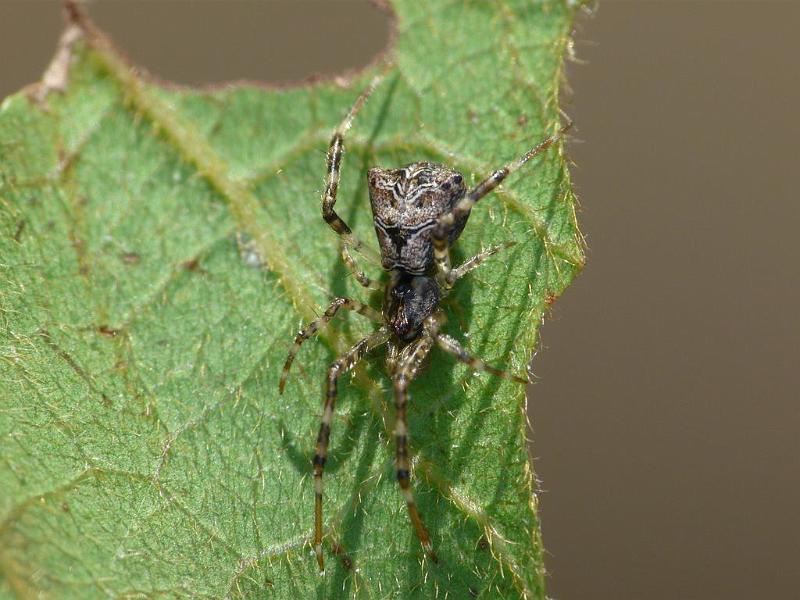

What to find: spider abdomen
left=383, top=272, right=440, bottom=342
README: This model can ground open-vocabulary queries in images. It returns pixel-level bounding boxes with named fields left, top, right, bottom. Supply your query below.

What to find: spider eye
left=441, top=181, right=451, bottom=191
left=453, top=174, right=463, bottom=184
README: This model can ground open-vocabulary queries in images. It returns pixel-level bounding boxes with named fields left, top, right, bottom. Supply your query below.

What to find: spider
left=279, top=74, right=570, bottom=571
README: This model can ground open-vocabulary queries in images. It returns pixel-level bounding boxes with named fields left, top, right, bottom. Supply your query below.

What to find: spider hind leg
left=392, top=335, right=438, bottom=562
left=279, top=297, right=382, bottom=393
left=313, top=327, right=390, bottom=571
left=426, top=312, right=528, bottom=384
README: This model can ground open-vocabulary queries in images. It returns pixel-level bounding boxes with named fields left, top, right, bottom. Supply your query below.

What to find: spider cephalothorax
left=278, top=74, right=570, bottom=571
left=368, top=162, right=468, bottom=274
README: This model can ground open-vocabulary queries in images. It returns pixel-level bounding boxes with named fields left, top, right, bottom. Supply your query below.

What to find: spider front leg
left=392, top=335, right=437, bottom=562
left=313, top=327, right=390, bottom=571
left=433, top=123, right=572, bottom=288
left=279, top=297, right=383, bottom=393
left=341, top=245, right=375, bottom=288
left=322, top=74, right=384, bottom=286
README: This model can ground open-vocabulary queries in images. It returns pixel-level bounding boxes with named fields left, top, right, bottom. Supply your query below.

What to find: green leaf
left=0, top=1, right=583, bottom=598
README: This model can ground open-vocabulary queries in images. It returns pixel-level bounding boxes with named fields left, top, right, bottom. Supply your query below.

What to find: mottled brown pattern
left=368, top=162, right=467, bottom=273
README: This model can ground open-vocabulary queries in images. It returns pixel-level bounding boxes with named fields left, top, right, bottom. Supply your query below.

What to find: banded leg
left=433, top=122, right=572, bottom=285
left=279, top=297, right=382, bottom=393
left=447, top=242, right=517, bottom=286
left=393, top=335, right=437, bottom=561
left=341, top=245, right=374, bottom=288
left=314, top=327, right=390, bottom=571
left=385, top=340, right=400, bottom=378
left=322, top=73, right=384, bottom=269
left=425, top=313, right=528, bottom=384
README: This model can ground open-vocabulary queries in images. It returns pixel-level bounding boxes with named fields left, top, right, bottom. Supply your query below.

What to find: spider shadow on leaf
left=445, top=240, right=530, bottom=478
left=443, top=148, right=571, bottom=487
left=398, top=243, right=524, bottom=594
left=439, top=182, right=565, bottom=577
left=278, top=408, right=368, bottom=478
left=326, top=417, right=383, bottom=597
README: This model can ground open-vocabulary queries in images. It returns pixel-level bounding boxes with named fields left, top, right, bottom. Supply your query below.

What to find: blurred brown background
left=2, top=2, right=798, bottom=599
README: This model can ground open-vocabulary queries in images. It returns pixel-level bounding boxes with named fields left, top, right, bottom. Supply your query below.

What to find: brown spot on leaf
left=181, top=258, right=205, bottom=272
left=57, top=149, right=79, bottom=176
left=120, top=252, right=141, bottom=265
left=331, top=541, right=354, bottom=571
left=98, top=325, right=120, bottom=338
left=13, top=220, right=25, bottom=242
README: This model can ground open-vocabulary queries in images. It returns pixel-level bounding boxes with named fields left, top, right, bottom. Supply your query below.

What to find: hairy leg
left=392, top=335, right=437, bottom=561
left=433, top=123, right=571, bottom=284
left=425, top=312, right=528, bottom=384
left=321, top=74, right=385, bottom=274
left=279, top=297, right=382, bottom=393
left=446, top=242, right=517, bottom=287
left=313, top=327, right=390, bottom=571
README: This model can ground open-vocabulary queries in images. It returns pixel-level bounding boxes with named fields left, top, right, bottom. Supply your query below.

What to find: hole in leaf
left=89, top=0, right=392, bottom=86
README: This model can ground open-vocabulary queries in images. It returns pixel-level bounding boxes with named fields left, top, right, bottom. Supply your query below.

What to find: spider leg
left=314, top=326, right=390, bottom=572
left=322, top=73, right=384, bottom=275
left=392, top=335, right=437, bottom=561
left=447, top=241, right=517, bottom=285
left=425, top=312, right=528, bottom=384
left=279, top=298, right=383, bottom=393
left=433, top=122, right=572, bottom=286
left=386, top=340, right=400, bottom=378
left=341, top=244, right=375, bottom=288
